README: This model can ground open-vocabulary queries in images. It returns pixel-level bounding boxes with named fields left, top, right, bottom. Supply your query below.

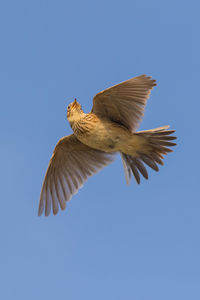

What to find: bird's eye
left=67, top=105, right=71, bottom=110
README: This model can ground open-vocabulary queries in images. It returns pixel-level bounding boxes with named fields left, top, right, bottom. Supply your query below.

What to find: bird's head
left=67, top=98, right=83, bottom=125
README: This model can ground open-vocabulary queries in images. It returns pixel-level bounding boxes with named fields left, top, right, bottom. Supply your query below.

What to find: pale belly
left=74, top=119, right=132, bottom=153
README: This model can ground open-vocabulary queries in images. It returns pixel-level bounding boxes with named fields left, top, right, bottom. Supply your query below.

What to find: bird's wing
left=38, top=134, right=115, bottom=216
left=92, top=75, right=156, bottom=132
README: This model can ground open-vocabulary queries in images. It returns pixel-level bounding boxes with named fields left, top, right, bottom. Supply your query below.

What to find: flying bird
left=39, top=75, right=176, bottom=216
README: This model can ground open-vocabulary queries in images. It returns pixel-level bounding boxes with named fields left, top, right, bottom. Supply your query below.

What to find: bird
left=38, top=75, right=176, bottom=216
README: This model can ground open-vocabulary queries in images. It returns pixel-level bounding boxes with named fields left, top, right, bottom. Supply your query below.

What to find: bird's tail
left=120, top=126, right=177, bottom=184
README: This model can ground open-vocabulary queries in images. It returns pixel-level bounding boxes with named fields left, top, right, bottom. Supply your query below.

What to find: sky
left=0, top=0, right=200, bottom=299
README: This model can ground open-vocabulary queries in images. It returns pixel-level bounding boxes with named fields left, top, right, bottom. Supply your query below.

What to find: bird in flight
left=38, top=75, right=176, bottom=216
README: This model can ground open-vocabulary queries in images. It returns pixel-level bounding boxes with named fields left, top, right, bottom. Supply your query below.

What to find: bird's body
left=70, top=112, right=133, bottom=153
left=39, top=75, right=177, bottom=216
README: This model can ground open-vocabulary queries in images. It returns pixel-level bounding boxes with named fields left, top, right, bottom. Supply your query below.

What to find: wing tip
left=137, top=74, right=157, bottom=86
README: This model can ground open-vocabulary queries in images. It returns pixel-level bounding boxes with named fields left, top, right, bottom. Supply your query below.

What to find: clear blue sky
left=0, top=1, right=199, bottom=299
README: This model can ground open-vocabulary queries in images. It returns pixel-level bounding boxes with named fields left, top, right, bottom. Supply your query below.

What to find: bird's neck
left=68, top=110, right=86, bottom=131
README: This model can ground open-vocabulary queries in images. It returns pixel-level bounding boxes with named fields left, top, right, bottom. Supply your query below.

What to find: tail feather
left=121, top=126, right=176, bottom=184
left=120, top=153, right=131, bottom=184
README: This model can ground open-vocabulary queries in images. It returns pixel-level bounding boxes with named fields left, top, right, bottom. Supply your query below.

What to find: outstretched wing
left=92, top=75, right=156, bottom=132
left=38, top=134, right=115, bottom=216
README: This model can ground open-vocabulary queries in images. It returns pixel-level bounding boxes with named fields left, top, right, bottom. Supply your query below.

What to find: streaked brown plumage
left=39, top=75, right=176, bottom=216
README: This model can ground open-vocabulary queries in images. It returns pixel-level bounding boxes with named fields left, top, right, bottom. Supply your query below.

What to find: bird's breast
left=72, top=115, right=130, bottom=152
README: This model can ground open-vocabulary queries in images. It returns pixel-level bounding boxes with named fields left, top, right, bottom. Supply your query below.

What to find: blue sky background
left=0, top=1, right=199, bottom=299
